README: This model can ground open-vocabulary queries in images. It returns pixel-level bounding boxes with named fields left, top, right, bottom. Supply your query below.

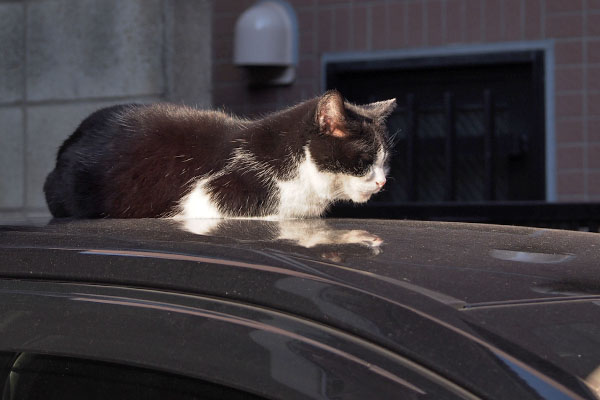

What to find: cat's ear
left=365, top=98, right=397, bottom=120
left=317, top=90, right=347, bottom=138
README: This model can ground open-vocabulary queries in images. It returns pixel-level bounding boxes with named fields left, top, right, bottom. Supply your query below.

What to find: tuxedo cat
left=44, top=90, right=396, bottom=219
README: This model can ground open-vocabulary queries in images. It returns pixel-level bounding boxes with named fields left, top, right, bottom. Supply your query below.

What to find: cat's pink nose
left=376, top=179, right=386, bottom=188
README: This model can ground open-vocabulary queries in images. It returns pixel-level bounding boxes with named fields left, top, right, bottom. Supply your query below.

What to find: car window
left=0, top=352, right=265, bottom=400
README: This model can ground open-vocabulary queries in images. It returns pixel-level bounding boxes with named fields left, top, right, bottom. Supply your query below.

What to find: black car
left=1, top=217, right=600, bottom=399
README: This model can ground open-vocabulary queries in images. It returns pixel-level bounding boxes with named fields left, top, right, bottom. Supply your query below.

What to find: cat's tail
left=43, top=169, right=70, bottom=217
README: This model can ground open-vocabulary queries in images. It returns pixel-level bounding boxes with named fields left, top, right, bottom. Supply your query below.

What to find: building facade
left=0, top=0, right=598, bottom=218
left=213, top=0, right=600, bottom=203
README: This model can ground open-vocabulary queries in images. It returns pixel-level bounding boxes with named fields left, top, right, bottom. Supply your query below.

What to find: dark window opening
left=0, top=352, right=265, bottom=400
left=326, top=51, right=546, bottom=202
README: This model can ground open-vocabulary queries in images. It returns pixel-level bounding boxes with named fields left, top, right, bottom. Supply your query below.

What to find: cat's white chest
left=275, top=149, right=336, bottom=218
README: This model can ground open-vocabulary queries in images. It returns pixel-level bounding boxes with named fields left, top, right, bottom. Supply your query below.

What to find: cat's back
left=125, top=103, right=243, bottom=142
left=114, top=103, right=243, bottom=173
left=103, top=103, right=244, bottom=217
left=53, top=103, right=241, bottom=169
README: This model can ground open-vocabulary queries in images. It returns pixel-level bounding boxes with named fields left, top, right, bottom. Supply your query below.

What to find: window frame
left=321, top=41, right=556, bottom=201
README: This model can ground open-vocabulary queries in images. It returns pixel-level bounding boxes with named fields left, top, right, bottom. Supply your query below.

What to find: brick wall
left=212, top=0, right=600, bottom=201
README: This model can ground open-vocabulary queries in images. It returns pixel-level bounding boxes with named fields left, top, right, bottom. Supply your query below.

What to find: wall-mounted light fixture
left=233, top=0, right=298, bottom=85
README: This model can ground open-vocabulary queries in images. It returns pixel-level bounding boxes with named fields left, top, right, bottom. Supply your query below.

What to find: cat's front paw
left=340, top=230, right=384, bottom=247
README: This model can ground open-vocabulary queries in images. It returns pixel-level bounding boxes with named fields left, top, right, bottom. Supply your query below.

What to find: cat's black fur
left=44, top=90, right=396, bottom=218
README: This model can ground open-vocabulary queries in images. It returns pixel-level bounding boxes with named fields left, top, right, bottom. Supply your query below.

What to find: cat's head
left=308, top=90, right=396, bottom=203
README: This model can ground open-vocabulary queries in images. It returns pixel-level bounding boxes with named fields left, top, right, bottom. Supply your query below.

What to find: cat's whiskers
left=386, top=129, right=401, bottom=150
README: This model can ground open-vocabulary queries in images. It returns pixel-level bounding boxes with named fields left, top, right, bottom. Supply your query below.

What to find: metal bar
left=484, top=90, right=495, bottom=201
left=445, top=92, right=456, bottom=201
left=327, top=202, right=600, bottom=233
left=407, top=94, right=418, bottom=201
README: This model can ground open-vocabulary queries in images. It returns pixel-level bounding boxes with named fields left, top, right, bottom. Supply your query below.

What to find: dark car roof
left=1, top=218, right=600, bottom=399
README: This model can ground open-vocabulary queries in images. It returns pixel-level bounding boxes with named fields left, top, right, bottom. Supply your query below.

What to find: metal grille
left=381, top=91, right=509, bottom=203
left=326, top=50, right=546, bottom=203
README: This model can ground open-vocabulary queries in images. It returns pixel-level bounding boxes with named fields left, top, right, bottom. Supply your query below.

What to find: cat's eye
left=359, top=153, right=373, bottom=163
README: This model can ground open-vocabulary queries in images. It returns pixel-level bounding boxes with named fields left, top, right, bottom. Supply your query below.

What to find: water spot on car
left=490, top=249, right=575, bottom=264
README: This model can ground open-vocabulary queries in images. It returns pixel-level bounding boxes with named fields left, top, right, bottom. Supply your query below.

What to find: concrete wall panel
left=165, top=0, right=212, bottom=107
left=27, top=0, right=164, bottom=101
left=0, top=3, right=24, bottom=104
left=0, top=108, right=24, bottom=208
left=1, top=0, right=212, bottom=217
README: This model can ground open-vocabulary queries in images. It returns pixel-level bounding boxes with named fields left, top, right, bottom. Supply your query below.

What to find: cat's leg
left=204, top=171, right=278, bottom=218
left=175, top=178, right=223, bottom=219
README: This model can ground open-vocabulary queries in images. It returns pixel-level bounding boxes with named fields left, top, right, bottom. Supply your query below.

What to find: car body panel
left=1, top=280, right=474, bottom=399
left=1, top=218, right=599, bottom=399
